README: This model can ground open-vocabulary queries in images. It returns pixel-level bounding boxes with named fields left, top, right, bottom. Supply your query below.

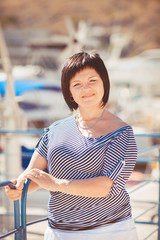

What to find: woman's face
left=69, top=68, right=104, bottom=109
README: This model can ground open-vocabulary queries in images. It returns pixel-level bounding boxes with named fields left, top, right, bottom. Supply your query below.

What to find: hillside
left=0, top=0, right=160, bottom=56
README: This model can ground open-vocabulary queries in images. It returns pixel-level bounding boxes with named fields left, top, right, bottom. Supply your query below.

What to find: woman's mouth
left=82, top=93, right=95, bottom=99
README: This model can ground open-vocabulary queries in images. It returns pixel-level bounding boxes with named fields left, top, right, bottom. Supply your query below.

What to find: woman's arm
left=5, top=151, right=47, bottom=201
left=59, top=176, right=114, bottom=198
left=22, top=151, right=47, bottom=193
left=24, top=168, right=114, bottom=198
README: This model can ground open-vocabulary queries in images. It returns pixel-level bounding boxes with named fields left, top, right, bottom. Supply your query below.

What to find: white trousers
left=44, top=218, right=139, bottom=240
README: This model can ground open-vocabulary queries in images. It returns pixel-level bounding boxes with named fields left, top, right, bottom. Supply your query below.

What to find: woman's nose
left=82, top=83, right=90, bottom=90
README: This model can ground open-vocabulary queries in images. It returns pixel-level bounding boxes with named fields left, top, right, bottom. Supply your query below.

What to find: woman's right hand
left=5, top=178, right=25, bottom=201
left=5, top=151, right=48, bottom=201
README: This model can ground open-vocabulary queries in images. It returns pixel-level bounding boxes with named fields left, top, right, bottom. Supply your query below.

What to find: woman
left=5, top=51, right=138, bottom=240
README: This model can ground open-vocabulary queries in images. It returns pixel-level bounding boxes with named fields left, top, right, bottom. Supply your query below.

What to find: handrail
left=0, top=181, right=17, bottom=189
left=21, top=179, right=31, bottom=240
left=128, top=143, right=160, bottom=240
left=0, top=179, right=32, bottom=240
left=0, top=129, right=43, bottom=134
left=0, top=181, right=20, bottom=240
left=135, top=133, right=160, bottom=137
left=0, top=129, right=160, bottom=137
left=138, top=144, right=159, bottom=156
left=0, top=133, right=160, bottom=239
left=0, top=179, right=48, bottom=239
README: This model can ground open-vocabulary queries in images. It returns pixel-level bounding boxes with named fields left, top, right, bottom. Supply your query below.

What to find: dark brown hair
left=61, top=51, right=110, bottom=111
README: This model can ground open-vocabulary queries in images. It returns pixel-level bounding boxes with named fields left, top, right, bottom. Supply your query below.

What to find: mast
left=0, top=24, right=27, bottom=230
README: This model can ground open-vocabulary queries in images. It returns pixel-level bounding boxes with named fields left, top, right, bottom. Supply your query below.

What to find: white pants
left=44, top=218, right=139, bottom=240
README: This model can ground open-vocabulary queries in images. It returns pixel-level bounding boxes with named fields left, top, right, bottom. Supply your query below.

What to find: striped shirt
left=35, top=114, right=137, bottom=231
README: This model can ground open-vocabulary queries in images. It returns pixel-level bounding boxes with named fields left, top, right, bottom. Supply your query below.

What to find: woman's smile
left=82, top=93, right=95, bottom=99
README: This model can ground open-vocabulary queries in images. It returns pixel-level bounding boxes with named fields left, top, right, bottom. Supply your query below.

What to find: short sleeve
left=102, top=126, right=137, bottom=197
left=35, top=127, right=49, bottom=160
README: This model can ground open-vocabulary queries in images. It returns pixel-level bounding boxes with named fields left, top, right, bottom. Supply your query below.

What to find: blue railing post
left=14, top=200, right=21, bottom=240
left=0, top=181, right=21, bottom=239
left=21, top=179, right=31, bottom=240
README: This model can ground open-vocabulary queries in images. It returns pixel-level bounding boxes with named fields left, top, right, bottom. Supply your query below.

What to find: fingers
left=11, top=179, right=17, bottom=186
left=4, top=179, right=16, bottom=192
left=24, top=168, right=42, bottom=182
left=5, top=186, right=23, bottom=201
left=16, top=178, right=25, bottom=190
left=4, top=178, right=24, bottom=201
left=7, top=179, right=17, bottom=189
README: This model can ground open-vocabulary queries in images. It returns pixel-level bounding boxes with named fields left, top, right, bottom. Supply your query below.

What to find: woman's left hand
left=23, top=168, right=57, bottom=191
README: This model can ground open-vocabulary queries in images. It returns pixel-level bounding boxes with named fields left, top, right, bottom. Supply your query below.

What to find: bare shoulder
left=103, top=110, right=129, bottom=134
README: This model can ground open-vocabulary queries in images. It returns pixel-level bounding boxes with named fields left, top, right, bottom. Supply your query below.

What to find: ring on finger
left=34, top=174, right=39, bottom=178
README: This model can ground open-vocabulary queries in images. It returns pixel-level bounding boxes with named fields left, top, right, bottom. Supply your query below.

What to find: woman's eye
left=73, top=83, right=80, bottom=87
left=90, top=79, right=96, bottom=83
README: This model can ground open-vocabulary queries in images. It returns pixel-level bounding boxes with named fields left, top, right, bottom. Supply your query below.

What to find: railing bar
left=0, top=227, right=21, bottom=239
left=135, top=221, right=157, bottom=225
left=135, top=133, right=160, bottom=137
left=137, top=158, right=160, bottom=163
left=138, top=145, right=159, bottom=155
left=21, top=179, right=31, bottom=240
left=144, top=227, right=159, bottom=240
left=128, top=181, right=151, bottom=194
left=0, top=213, right=47, bottom=217
left=26, top=217, right=48, bottom=226
left=26, top=231, right=44, bottom=236
left=127, top=179, right=157, bottom=185
left=0, top=180, right=16, bottom=188
left=14, top=200, right=21, bottom=240
left=1, top=130, right=159, bottom=136
left=1, top=130, right=160, bottom=136
left=0, top=218, right=48, bottom=239
left=0, top=213, right=14, bottom=217
left=131, top=200, right=158, bottom=205
left=134, top=205, right=157, bottom=220
left=0, top=129, right=43, bottom=134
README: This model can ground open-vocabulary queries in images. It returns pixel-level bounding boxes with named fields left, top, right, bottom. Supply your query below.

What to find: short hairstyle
left=61, top=51, right=110, bottom=111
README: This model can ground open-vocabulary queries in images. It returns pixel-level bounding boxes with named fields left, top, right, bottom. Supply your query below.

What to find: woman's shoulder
left=103, top=110, right=129, bottom=134
left=49, top=114, right=75, bottom=129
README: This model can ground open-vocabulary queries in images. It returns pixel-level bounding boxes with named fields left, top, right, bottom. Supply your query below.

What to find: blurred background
left=0, top=0, right=160, bottom=131
left=0, top=0, right=160, bottom=239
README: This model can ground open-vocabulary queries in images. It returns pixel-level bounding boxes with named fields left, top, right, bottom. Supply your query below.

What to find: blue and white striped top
left=35, top=114, right=137, bottom=231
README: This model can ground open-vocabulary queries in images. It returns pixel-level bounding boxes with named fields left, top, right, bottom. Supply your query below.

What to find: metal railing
left=129, top=134, right=160, bottom=240
left=0, top=179, right=48, bottom=240
left=0, top=130, right=160, bottom=239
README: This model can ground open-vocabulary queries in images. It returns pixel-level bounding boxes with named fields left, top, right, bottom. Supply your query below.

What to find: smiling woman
left=5, top=51, right=138, bottom=240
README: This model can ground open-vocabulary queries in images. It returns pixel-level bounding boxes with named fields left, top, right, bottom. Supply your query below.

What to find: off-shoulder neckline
left=73, top=114, right=130, bottom=140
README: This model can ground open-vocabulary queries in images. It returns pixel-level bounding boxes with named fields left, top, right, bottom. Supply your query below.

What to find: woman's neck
left=78, top=106, right=106, bottom=121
